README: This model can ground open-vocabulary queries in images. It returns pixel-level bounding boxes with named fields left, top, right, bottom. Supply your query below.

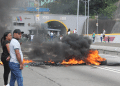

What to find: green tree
left=43, top=0, right=118, bottom=18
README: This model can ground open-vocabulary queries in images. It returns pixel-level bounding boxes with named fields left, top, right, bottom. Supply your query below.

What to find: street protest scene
left=1, top=0, right=120, bottom=86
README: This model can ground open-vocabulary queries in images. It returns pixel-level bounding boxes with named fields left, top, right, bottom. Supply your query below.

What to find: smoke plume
left=0, top=0, right=17, bottom=38
left=25, top=27, right=92, bottom=62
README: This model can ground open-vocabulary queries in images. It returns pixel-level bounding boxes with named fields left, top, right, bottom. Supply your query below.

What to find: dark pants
left=93, top=37, right=95, bottom=42
left=2, top=60, right=10, bottom=85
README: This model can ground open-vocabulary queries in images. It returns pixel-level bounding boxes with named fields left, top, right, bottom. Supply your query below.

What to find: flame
left=48, top=60, right=55, bottom=64
left=22, top=50, right=105, bottom=66
left=61, top=58, right=85, bottom=65
left=23, top=59, right=33, bottom=64
left=85, top=50, right=106, bottom=65
left=61, top=50, right=106, bottom=65
left=0, top=61, right=3, bottom=65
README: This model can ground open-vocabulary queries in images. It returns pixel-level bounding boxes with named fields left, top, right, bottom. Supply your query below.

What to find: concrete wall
left=89, top=34, right=120, bottom=43
left=82, top=19, right=116, bottom=34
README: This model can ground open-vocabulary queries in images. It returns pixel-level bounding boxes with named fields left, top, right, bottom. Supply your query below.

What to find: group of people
left=67, top=28, right=77, bottom=35
left=1, top=29, right=24, bottom=86
left=92, top=29, right=110, bottom=43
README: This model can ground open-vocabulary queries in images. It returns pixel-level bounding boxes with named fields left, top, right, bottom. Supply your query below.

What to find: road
left=0, top=54, right=120, bottom=86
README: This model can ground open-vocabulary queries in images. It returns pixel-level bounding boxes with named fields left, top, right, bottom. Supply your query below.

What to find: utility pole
left=87, top=0, right=89, bottom=36
left=37, top=0, right=39, bottom=36
left=77, top=0, right=80, bottom=34
left=93, top=10, right=98, bottom=35
left=84, top=0, right=87, bottom=35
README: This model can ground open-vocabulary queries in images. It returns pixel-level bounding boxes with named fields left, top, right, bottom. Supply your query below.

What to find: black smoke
left=25, top=29, right=92, bottom=62
left=62, top=34, right=92, bottom=60
left=0, top=0, right=17, bottom=38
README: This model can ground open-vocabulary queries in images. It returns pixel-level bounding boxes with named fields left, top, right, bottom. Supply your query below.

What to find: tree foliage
left=43, top=0, right=118, bottom=18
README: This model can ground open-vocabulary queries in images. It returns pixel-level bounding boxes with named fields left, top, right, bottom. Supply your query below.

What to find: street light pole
left=97, top=14, right=98, bottom=35
left=37, top=0, right=40, bottom=36
left=87, top=0, right=89, bottom=36
left=77, top=0, right=79, bottom=34
left=85, top=0, right=87, bottom=35
left=93, top=10, right=98, bottom=35
left=81, top=0, right=87, bottom=35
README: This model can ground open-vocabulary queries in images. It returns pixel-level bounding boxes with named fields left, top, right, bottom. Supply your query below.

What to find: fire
left=61, top=58, right=85, bottom=65
left=85, top=50, right=106, bottom=65
left=48, top=60, right=55, bottom=64
left=22, top=50, right=106, bottom=66
left=61, top=50, right=106, bottom=65
left=0, top=61, right=3, bottom=65
left=23, top=59, right=33, bottom=64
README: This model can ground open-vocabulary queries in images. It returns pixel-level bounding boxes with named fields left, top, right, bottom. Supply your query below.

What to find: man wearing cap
left=9, top=29, right=24, bottom=86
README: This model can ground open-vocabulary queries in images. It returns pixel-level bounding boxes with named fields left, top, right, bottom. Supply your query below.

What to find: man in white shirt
left=67, top=28, right=71, bottom=35
left=73, top=29, right=77, bottom=34
left=9, top=29, right=24, bottom=86
left=50, top=31, right=54, bottom=41
left=30, top=34, right=34, bottom=42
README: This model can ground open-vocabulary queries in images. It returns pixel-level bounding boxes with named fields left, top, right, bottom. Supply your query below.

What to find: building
left=8, top=13, right=87, bottom=36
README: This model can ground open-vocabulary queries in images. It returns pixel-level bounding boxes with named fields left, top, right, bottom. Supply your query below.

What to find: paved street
left=0, top=54, right=120, bottom=86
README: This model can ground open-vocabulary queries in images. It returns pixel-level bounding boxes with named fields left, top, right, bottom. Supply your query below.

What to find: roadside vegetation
left=42, top=0, right=119, bottom=19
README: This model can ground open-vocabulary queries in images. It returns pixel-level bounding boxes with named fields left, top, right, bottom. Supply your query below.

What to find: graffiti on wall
left=105, top=37, right=115, bottom=41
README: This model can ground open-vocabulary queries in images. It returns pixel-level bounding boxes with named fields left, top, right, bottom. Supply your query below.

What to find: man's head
left=13, top=29, right=24, bottom=40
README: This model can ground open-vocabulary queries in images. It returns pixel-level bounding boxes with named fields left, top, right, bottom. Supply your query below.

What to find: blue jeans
left=9, top=62, right=23, bottom=86
left=50, top=36, right=53, bottom=41
left=100, top=37, right=102, bottom=42
left=93, top=37, right=95, bottom=42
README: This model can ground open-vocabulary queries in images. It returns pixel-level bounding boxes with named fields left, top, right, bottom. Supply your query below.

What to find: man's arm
left=15, top=49, right=23, bottom=70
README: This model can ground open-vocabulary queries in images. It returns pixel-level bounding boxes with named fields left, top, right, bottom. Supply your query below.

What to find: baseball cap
left=13, top=29, right=24, bottom=34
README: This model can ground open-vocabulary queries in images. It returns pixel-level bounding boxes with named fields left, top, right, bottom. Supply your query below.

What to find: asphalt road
left=0, top=54, right=120, bottom=86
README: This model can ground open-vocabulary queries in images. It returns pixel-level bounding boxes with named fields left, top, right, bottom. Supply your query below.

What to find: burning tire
left=100, top=60, right=107, bottom=65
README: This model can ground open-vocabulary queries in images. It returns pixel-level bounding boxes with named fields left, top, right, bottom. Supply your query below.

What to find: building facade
left=8, top=13, right=87, bottom=35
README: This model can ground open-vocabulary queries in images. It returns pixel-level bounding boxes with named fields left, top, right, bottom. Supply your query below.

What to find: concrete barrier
left=88, top=34, right=120, bottom=43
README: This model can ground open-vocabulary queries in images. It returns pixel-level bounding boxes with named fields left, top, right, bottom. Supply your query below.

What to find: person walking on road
left=1, top=32, right=12, bottom=86
left=107, top=36, right=110, bottom=43
left=100, top=32, right=103, bottom=42
left=30, top=34, right=34, bottom=42
left=73, top=29, right=77, bottom=34
left=92, top=31, right=95, bottom=43
left=9, top=29, right=24, bottom=86
left=103, top=29, right=106, bottom=42
left=50, top=31, right=54, bottom=41
left=67, top=28, right=71, bottom=35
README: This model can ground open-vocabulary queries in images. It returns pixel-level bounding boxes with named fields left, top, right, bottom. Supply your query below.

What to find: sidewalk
left=92, top=42, right=120, bottom=47
left=91, top=42, right=120, bottom=55
left=0, top=65, right=59, bottom=86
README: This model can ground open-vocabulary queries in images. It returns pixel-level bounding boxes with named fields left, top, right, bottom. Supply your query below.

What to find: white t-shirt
left=60, top=37, right=63, bottom=40
left=103, top=30, right=105, bottom=35
left=50, top=32, right=53, bottom=36
left=68, top=31, right=71, bottom=35
left=10, top=38, right=23, bottom=63
left=100, top=33, right=103, bottom=37
left=74, top=30, right=77, bottom=34
left=30, top=35, right=34, bottom=40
